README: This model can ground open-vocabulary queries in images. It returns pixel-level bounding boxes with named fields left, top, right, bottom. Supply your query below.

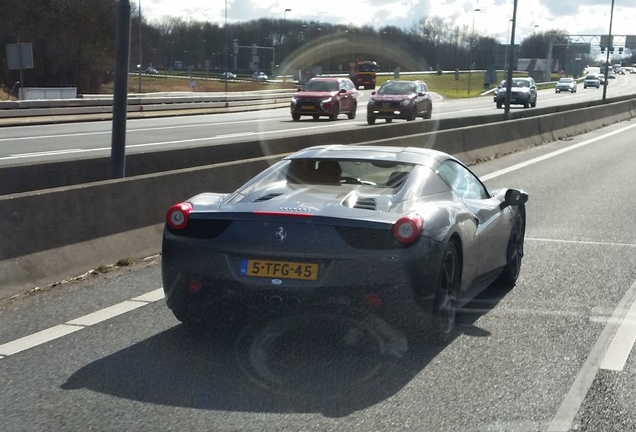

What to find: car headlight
left=320, top=98, right=334, bottom=109
left=400, top=98, right=413, bottom=107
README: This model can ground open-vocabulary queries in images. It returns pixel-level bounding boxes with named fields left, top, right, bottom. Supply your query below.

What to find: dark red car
left=290, top=77, right=359, bottom=121
left=366, top=80, right=433, bottom=125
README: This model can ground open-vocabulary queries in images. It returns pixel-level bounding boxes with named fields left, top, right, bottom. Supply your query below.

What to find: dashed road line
left=547, top=279, right=636, bottom=431
left=0, top=288, right=164, bottom=358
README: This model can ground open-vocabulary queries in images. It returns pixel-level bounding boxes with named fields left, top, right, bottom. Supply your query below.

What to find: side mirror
left=339, top=89, right=346, bottom=94
left=503, top=189, right=528, bottom=207
left=371, top=91, right=377, bottom=95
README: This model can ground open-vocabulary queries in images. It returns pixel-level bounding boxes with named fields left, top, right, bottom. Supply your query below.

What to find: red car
left=367, top=80, right=433, bottom=124
left=290, top=77, right=359, bottom=121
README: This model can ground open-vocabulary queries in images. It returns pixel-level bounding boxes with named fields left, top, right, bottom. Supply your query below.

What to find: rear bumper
left=161, top=233, right=443, bottom=319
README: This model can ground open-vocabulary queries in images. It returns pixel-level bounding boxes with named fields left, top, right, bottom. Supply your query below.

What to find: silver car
left=583, top=74, right=600, bottom=89
left=555, top=77, right=577, bottom=93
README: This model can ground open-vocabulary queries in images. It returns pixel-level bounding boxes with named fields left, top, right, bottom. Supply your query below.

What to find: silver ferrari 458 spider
left=162, top=145, right=528, bottom=341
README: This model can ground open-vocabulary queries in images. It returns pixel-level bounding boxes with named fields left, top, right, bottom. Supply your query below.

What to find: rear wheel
left=496, top=101, right=503, bottom=109
left=385, top=118, right=393, bottom=123
left=494, top=210, right=525, bottom=288
left=292, top=113, right=301, bottom=121
left=425, top=106, right=433, bottom=119
left=429, top=241, right=461, bottom=344
left=312, top=115, right=320, bottom=120
left=347, top=102, right=357, bottom=119
left=329, top=104, right=340, bottom=121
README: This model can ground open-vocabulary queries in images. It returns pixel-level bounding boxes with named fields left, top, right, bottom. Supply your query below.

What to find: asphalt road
left=1, top=120, right=635, bottom=431
left=1, top=73, right=635, bottom=166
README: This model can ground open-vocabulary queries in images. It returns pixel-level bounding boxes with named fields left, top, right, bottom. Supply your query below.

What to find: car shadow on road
left=61, top=289, right=508, bottom=417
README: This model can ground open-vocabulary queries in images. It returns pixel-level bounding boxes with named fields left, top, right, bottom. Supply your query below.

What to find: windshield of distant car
left=304, top=80, right=339, bottom=92
left=512, top=79, right=530, bottom=87
left=377, top=82, right=416, bottom=95
left=559, top=78, right=574, bottom=83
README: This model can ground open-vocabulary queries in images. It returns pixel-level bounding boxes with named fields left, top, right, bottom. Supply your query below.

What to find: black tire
left=496, top=101, right=502, bottom=109
left=494, top=210, right=525, bottom=288
left=329, top=104, right=340, bottom=121
left=347, top=102, right=357, bottom=119
left=367, top=116, right=376, bottom=125
left=312, top=115, right=320, bottom=120
left=531, top=98, right=537, bottom=108
left=385, top=118, right=393, bottom=123
left=425, top=105, right=433, bottom=119
left=407, top=107, right=417, bottom=121
left=292, top=113, right=301, bottom=121
left=523, top=99, right=530, bottom=108
left=429, top=241, right=461, bottom=345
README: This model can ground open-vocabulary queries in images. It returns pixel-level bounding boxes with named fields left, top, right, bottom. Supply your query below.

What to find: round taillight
left=393, top=215, right=423, bottom=244
left=166, top=202, right=192, bottom=230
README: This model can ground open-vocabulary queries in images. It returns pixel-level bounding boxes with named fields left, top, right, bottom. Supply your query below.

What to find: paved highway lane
left=1, top=121, right=636, bottom=431
left=1, top=74, right=636, bottom=166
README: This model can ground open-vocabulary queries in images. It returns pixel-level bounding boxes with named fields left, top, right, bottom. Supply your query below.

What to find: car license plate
left=301, top=105, right=314, bottom=110
left=380, top=108, right=393, bottom=113
left=240, top=259, right=318, bottom=281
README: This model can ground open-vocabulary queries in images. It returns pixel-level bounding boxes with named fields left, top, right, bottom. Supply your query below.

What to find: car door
left=340, top=80, right=355, bottom=111
left=438, top=160, right=511, bottom=282
left=418, top=82, right=431, bottom=116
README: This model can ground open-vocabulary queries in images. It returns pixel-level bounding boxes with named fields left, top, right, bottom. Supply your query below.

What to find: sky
left=140, top=0, right=636, bottom=47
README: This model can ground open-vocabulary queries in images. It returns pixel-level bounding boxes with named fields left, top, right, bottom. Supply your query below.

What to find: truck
left=349, top=60, right=379, bottom=90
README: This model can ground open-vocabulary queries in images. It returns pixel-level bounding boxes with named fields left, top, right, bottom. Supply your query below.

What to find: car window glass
left=437, top=160, right=489, bottom=200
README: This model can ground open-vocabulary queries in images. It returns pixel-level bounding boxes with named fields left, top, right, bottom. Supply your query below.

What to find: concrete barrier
left=1, top=98, right=635, bottom=299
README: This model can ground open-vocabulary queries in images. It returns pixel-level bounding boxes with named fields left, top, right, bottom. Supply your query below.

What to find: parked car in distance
left=144, top=66, right=158, bottom=74
left=494, top=77, right=537, bottom=108
left=252, top=71, right=268, bottom=81
left=221, top=71, right=236, bottom=79
left=366, top=80, right=433, bottom=125
left=290, top=77, right=358, bottom=121
left=555, top=77, right=577, bottom=93
left=583, top=74, right=601, bottom=88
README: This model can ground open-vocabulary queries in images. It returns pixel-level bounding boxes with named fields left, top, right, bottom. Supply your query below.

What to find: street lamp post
left=224, top=0, right=228, bottom=92
left=467, top=8, right=481, bottom=94
left=282, top=9, right=291, bottom=86
left=503, top=19, right=513, bottom=75
left=138, top=0, right=142, bottom=93
left=602, top=0, right=615, bottom=102
left=504, top=0, right=519, bottom=120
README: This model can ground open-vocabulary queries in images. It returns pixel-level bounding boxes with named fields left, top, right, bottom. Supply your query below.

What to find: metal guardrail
left=0, top=90, right=297, bottom=120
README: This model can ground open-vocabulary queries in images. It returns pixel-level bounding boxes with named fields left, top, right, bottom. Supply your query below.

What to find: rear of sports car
left=161, top=189, right=445, bottom=326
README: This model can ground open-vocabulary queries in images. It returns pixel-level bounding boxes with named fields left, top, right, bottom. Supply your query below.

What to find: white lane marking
left=66, top=301, right=148, bottom=326
left=0, top=324, right=83, bottom=356
left=0, top=122, right=354, bottom=161
left=600, top=298, right=636, bottom=371
left=131, top=288, right=165, bottom=302
left=547, top=279, right=636, bottom=431
left=0, top=289, right=165, bottom=359
left=481, top=122, right=636, bottom=181
left=526, top=238, right=636, bottom=247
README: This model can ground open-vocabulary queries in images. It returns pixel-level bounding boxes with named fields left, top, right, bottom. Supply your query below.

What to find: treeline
left=1, top=0, right=610, bottom=94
